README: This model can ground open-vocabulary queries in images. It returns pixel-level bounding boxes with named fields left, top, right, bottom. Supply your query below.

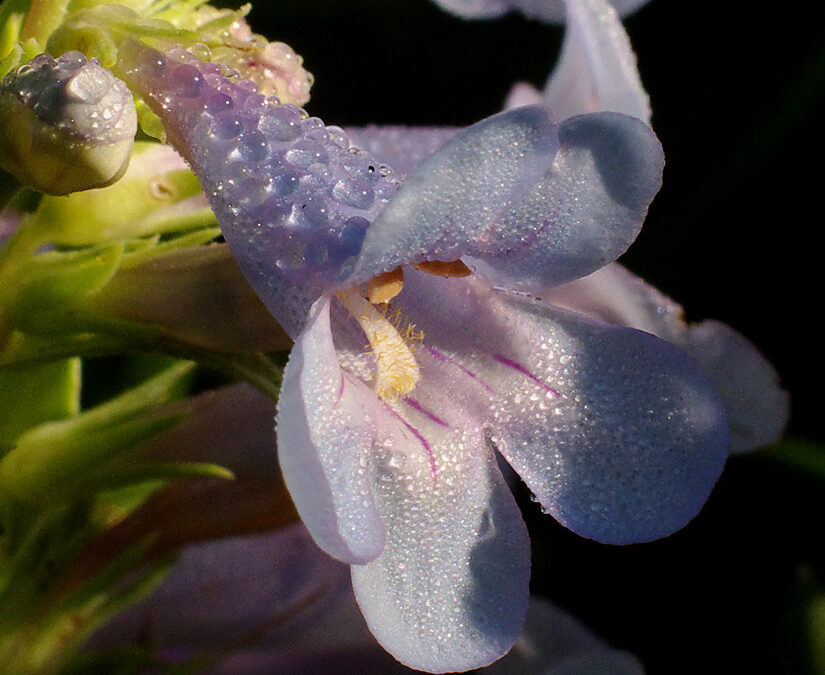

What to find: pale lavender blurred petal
left=433, top=0, right=651, bottom=22
left=483, top=598, right=644, bottom=674
left=432, top=0, right=509, bottom=19
left=505, top=81, right=544, bottom=110
left=545, top=264, right=790, bottom=452
left=678, top=320, right=789, bottom=454
left=541, top=0, right=651, bottom=123
left=87, top=526, right=348, bottom=651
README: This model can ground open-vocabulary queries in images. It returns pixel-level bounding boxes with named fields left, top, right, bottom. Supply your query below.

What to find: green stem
left=162, top=347, right=283, bottom=401
left=0, top=209, right=49, bottom=349
left=18, top=0, right=69, bottom=45
left=0, top=331, right=284, bottom=401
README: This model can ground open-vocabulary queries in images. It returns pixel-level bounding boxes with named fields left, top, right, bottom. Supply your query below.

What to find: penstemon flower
left=114, top=31, right=730, bottom=672
left=0, top=0, right=792, bottom=672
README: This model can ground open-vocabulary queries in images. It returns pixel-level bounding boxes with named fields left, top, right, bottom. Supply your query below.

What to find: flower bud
left=0, top=51, right=137, bottom=195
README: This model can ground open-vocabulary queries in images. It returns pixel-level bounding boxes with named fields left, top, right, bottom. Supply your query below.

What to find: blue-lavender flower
left=113, top=39, right=730, bottom=673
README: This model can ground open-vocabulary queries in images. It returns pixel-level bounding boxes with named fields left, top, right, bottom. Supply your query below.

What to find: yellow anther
left=413, top=259, right=472, bottom=278
left=367, top=266, right=405, bottom=304
left=337, top=290, right=421, bottom=401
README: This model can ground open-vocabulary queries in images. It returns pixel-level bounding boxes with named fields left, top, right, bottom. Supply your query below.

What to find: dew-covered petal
left=542, top=0, right=651, bottom=123
left=350, top=397, right=530, bottom=673
left=297, top=297, right=531, bottom=671
left=119, top=45, right=401, bottom=314
left=351, top=107, right=663, bottom=293
left=396, top=269, right=729, bottom=544
left=545, top=264, right=790, bottom=452
left=276, top=296, right=386, bottom=563
left=432, top=0, right=651, bottom=22
left=345, top=126, right=458, bottom=179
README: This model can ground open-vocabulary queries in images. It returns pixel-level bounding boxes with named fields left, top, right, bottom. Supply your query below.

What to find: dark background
left=242, top=2, right=825, bottom=673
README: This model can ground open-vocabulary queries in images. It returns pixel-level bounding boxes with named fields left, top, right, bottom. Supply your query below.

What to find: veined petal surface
left=350, top=379, right=530, bottom=673
left=351, top=108, right=663, bottom=293
left=315, top=297, right=530, bottom=672
left=397, top=269, right=729, bottom=544
left=276, top=297, right=386, bottom=563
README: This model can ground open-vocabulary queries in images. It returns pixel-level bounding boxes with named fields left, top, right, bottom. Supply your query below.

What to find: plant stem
left=19, top=0, right=70, bottom=45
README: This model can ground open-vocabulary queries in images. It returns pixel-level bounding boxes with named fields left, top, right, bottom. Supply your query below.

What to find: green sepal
left=96, top=461, right=234, bottom=487
left=119, top=226, right=220, bottom=267
left=0, top=519, right=172, bottom=675
left=134, top=99, right=167, bottom=141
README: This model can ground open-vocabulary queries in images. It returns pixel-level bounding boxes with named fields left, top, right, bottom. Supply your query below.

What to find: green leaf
left=0, top=358, right=80, bottom=454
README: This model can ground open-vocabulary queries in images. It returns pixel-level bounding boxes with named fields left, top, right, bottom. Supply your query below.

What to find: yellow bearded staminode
left=338, top=286, right=421, bottom=402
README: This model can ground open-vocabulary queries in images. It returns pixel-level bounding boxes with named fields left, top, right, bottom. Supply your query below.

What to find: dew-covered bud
left=0, top=51, right=137, bottom=195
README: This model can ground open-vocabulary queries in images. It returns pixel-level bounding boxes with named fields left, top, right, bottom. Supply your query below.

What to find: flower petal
left=545, top=264, right=790, bottom=452
left=678, top=320, right=789, bottom=454
left=351, top=107, right=663, bottom=292
left=345, top=126, right=458, bottom=179
left=397, top=269, right=729, bottom=544
left=350, top=399, right=530, bottom=673
left=276, top=296, right=386, bottom=563
left=120, top=45, right=401, bottom=302
left=542, top=0, right=651, bottom=123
